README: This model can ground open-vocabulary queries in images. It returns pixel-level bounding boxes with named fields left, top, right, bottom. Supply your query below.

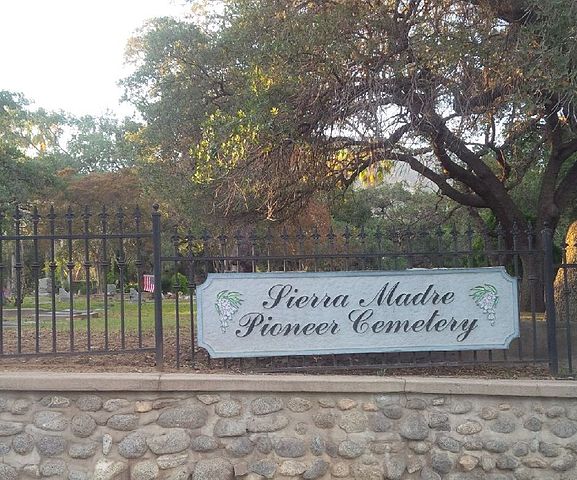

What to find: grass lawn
left=5, top=295, right=194, bottom=333
left=3, top=295, right=545, bottom=344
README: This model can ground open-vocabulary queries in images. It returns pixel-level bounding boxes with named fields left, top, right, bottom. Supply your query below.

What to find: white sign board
left=197, top=268, right=519, bottom=358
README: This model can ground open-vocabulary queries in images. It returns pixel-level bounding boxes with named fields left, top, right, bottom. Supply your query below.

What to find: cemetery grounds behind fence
left=0, top=205, right=575, bottom=376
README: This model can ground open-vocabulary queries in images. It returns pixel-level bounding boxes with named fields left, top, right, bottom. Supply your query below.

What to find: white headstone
left=58, top=287, right=69, bottom=302
left=38, top=277, right=52, bottom=295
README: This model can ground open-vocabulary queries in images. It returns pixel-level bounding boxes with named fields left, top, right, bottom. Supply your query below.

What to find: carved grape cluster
left=215, top=290, right=243, bottom=333
left=470, top=284, right=499, bottom=325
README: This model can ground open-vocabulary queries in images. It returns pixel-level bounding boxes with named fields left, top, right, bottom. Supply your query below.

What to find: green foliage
left=121, top=11, right=368, bottom=220
left=0, top=91, right=68, bottom=204
left=106, top=269, right=119, bottom=285
left=161, top=272, right=189, bottom=293
left=0, top=144, right=62, bottom=204
left=66, top=115, right=140, bottom=173
left=121, top=0, right=577, bottom=241
left=331, top=183, right=467, bottom=233
left=0, top=91, right=67, bottom=158
left=518, top=1, right=577, bottom=103
left=0, top=90, right=143, bottom=207
left=174, top=272, right=189, bottom=293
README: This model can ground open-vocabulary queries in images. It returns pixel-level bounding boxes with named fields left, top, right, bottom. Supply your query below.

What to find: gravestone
left=107, top=284, right=116, bottom=296
left=38, top=278, right=52, bottom=296
left=129, top=288, right=139, bottom=302
left=58, top=288, right=69, bottom=302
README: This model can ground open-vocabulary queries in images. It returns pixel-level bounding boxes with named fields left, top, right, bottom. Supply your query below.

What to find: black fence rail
left=0, top=205, right=574, bottom=375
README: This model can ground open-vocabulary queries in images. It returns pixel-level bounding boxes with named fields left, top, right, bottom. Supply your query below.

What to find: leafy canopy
left=0, top=90, right=141, bottom=206
left=123, top=0, right=577, bottom=233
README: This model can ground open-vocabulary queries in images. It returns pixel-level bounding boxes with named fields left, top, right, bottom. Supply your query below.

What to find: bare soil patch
left=0, top=326, right=555, bottom=379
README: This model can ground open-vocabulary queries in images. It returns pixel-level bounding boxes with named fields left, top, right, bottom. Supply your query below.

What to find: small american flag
left=143, top=274, right=155, bottom=293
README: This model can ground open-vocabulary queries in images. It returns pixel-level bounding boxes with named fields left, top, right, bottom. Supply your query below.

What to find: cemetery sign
left=197, top=267, right=519, bottom=358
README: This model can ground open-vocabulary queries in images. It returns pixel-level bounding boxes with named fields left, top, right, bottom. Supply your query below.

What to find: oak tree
left=123, top=0, right=577, bottom=303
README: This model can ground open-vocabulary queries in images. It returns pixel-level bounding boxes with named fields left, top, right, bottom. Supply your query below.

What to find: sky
left=0, top=0, right=191, bottom=117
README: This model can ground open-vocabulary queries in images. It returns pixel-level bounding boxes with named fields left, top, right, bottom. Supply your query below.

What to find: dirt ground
left=0, top=327, right=560, bottom=379
left=0, top=322, right=564, bottom=379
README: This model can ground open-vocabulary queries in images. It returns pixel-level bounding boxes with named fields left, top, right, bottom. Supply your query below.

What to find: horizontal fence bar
left=161, top=249, right=541, bottom=263
left=0, top=347, right=156, bottom=359
left=0, top=233, right=152, bottom=241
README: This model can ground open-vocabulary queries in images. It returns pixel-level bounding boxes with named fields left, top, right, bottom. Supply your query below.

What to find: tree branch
left=454, top=85, right=509, bottom=115
left=392, top=153, right=488, bottom=208
left=330, top=123, right=411, bottom=150
left=431, top=137, right=487, bottom=188
left=537, top=104, right=568, bottom=224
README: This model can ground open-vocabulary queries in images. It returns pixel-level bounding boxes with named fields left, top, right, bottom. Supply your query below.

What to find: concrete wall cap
left=0, top=372, right=574, bottom=397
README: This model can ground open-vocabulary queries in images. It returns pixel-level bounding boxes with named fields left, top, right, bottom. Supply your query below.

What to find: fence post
left=542, top=225, right=558, bottom=375
left=152, top=204, right=164, bottom=369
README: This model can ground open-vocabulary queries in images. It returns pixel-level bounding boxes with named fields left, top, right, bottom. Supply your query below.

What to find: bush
left=161, top=272, right=189, bottom=293
left=71, top=281, right=97, bottom=295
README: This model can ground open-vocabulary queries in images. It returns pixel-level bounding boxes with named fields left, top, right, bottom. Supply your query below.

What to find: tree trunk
left=494, top=216, right=545, bottom=312
left=554, top=221, right=577, bottom=323
left=519, top=252, right=545, bottom=312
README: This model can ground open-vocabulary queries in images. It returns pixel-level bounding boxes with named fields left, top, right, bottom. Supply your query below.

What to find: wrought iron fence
left=0, top=205, right=156, bottom=361
left=162, top=214, right=554, bottom=374
left=0, top=204, right=573, bottom=375
left=555, top=234, right=577, bottom=374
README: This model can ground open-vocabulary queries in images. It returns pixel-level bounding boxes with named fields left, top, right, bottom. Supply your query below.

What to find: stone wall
left=0, top=374, right=576, bottom=480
